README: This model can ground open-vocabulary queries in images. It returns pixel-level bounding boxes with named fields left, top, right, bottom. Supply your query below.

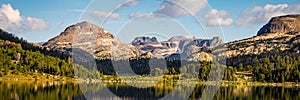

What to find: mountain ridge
left=44, top=22, right=222, bottom=61
left=225, top=14, right=300, bottom=58
left=257, top=14, right=300, bottom=36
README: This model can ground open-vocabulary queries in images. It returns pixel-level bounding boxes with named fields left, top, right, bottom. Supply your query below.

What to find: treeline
left=93, top=58, right=235, bottom=81
left=0, top=29, right=69, bottom=60
left=0, top=39, right=100, bottom=79
left=0, top=39, right=72, bottom=77
left=62, top=48, right=235, bottom=80
left=227, top=49, right=300, bottom=82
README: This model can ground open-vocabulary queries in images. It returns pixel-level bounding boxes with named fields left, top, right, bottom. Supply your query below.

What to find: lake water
left=0, top=81, right=299, bottom=100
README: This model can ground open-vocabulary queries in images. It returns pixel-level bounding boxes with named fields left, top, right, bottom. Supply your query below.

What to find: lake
left=0, top=81, right=299, bottom=100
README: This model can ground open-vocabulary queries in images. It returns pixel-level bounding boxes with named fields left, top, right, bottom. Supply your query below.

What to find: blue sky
left=0, top=0, right=299, bottom=43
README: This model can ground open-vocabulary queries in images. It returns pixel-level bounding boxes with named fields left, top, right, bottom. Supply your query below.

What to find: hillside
left=0, top=30, right=99, bottom=79
left=0, top=29, right=69, bottom=60
left=225, top=14, right=300, bottom=61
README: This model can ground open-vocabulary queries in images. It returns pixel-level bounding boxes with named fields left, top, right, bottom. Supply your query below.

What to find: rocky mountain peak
left=131, top=37, right=158, bottom=46
left=43, top=22, right=114, bottom=47
left=131, top=35, right=223, bottom=59
left=257, top=14, right=300, bottom=36
left=43, top=22, right=143, bottom=60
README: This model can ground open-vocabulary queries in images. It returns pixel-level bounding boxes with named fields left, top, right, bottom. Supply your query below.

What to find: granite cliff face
left=44, top=22, right=143, bottom=60
left=257, top=14, right=300, bottom=36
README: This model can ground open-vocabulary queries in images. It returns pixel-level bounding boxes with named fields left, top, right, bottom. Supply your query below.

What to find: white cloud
left=155, top=0, right=207, bottom=17
left=0, top=4, right=21, bottom=24
left=204, top=9, right=233, bottom=26
left=236, top=4, right=300, bottom=26
left=0, top=4, right=49, bottom=33
left=91, top=11, right=120, bottom=20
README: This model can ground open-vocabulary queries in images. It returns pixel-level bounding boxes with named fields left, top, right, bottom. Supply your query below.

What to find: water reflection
left=0, top=81, right=83, bottom=100
left=0, top=81, right=299, bottom=100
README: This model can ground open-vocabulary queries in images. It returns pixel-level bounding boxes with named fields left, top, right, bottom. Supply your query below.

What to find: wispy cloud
left=90, top=11, right=120, bottom=20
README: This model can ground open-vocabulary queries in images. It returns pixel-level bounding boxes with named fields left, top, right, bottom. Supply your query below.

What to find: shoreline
left=1, top=77, right=299, bottom=87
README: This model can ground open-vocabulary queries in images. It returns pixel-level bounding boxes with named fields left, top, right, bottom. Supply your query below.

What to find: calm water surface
left=0, top=81, right=299, bottom=100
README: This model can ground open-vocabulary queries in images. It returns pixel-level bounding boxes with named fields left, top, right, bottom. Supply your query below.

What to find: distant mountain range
left=43, top=21, right=222, bottom=61
left=41, top=14, right=300, bottom=63
left=1, top=14, right=300, bottom=65
left=131, top=36, right=222, bottom=59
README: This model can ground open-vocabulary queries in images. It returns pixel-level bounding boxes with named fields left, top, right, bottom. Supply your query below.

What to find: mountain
left=1, top=14, right=299, bottom=82
left=44, top=22, right=144, bottom=60
left=257, top=14, right=300, bottom=36
left=225, top=14, right=300, bottom=58
left=221, top=14, right=300, bottom=67
left=41, top=14, right=300, bottom=64
left=37, top=42, right=46, bottom=46
left=220, top=14, right=300, bottom=82
left=45, top=22, right=222, bottom=62
left=131, top=37, right=158, bottom=45
left=131, top=36, right=223, bottom=59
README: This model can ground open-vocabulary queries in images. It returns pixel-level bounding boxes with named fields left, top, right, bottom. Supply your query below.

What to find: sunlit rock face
left=44, top=22, right=142, bottom=60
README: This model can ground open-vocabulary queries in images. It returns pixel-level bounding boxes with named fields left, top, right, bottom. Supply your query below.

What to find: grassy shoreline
left=1, top=74, right=299, bottom=87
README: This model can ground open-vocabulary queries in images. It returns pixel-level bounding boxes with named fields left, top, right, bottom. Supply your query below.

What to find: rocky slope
left=225, top=14, right=300, bottom=58
left=257, top=15, right=300, bottom=36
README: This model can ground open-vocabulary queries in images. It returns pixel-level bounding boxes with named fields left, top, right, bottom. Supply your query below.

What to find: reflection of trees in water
left=190, top=84, right=300, bottom=100
left=81, top=82, right=300, bottom=100
left=0, top=81, right=299, bottom=100
left=81, top=82, right=175, bottom=100
left=0, top=81, right=84, bottom=100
